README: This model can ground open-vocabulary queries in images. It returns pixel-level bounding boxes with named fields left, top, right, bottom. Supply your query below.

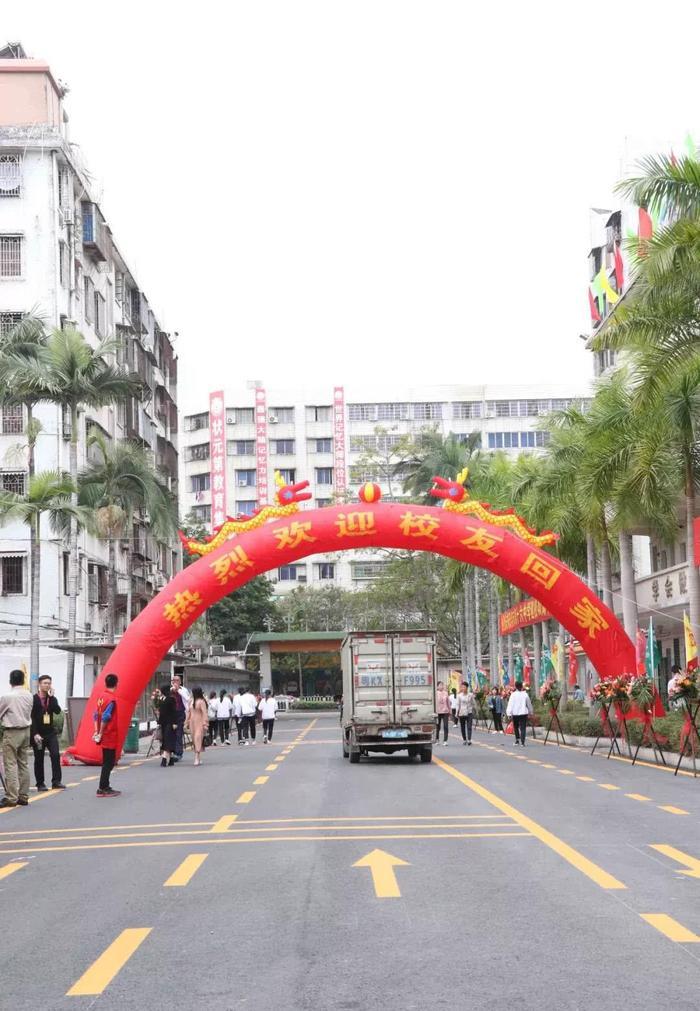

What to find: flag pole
left=648, top=616, right=656, bottom=691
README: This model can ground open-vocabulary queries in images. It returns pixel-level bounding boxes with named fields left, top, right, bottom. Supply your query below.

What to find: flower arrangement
left=539, top=678, right=561, bottom=708
left=501, top=684, right=515, bottom=700
left=668, top=671, right=698, bottom=702
left=590, top=680, right=612, bottom=704
left=629, top=675, right=654, bottom=709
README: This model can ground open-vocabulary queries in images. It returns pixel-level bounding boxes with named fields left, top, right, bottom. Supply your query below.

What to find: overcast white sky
left=6, top=1, right=700, bottom=412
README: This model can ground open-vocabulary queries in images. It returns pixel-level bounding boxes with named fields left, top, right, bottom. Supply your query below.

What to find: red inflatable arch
left=68, top=500, right=635, bottom=763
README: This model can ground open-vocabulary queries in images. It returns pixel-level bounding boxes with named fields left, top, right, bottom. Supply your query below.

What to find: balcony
left=81, top=202, right=110, bottom=262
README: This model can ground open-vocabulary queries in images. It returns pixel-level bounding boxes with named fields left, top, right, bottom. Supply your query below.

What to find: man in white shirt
left=258, top=690, right=278, bottom=743
left=239, top=687, right=258, bottom=745
left=216, top=691, right=233, bottom=745
left=232, top=689, right=244, bottom=744
left=506, top=681, right=533, bottom=747
left=0, top=670, right=33, bottom=807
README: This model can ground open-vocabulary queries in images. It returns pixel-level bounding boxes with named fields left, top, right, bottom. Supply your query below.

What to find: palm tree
left=78, top=435, right=178, bottom=639
left=6, top=327, right=141, bottom=695
left=0, top=471, right=85, bottom=682
left=401, top=431, right=482, bottom=502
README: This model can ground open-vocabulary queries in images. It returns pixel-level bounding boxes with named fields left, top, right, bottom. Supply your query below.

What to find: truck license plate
left=382, top=729, right=409, bottom=739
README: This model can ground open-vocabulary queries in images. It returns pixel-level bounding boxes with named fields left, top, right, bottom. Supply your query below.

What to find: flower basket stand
left=543, top=697, right=567, bottom=746
left=591, top=703, right=617, bottom=756
left=674, top=699, right=700, bottom=778
left=632, top=710, right=667, bottom=767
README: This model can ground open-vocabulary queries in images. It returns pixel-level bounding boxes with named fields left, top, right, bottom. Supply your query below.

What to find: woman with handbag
left=186, top=686, right=209, bottom=766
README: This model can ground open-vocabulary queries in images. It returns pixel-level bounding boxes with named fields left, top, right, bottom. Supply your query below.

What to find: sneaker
left=36, top=785, right=49, bottom=792
left=467, top=741, right=472, bottom=746
left=0, top=798, right=16, bottom=807
left=463, top=740, right=467, bottom=746
left=442, top=741, right=448, bottom=747
left=212, top=740, right=217, bottom=746
left=225, top=740, right=231, bottom=746
left=244, top=741, right=250, bottom=746
left=51, top=784, right=66, bottom=790
left=17, top=798, right=29, bottom=806
left=263, top=736, right=268, bottom=743
left=251, top=740, right=256, bottom=746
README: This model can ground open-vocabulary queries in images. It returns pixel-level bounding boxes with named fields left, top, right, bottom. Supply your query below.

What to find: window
left=115, top=271, right=125, bottom=305
left=185, top=443, right=210, bottom=463
left=185, top=412, right=209, bottom=432
left=680, top=541, right=688, bottom=563
left=413, top=402, right=442, bottom=421
left=351, top=561, right=387, bottom=581
left=312, top=438, right=332, bottom=453
left=520, top=431, right=549, bottom=449
left=488, top=432, right=519, bottom=450
left=190, top=473, right=210, bottom=493
left=378, top=402, right=410, bottom=421
left=277, top=468, right=296, bottom=484
left=235, top=500, right=258, bottom=516
left=59, top=241, right=69, bottom=288
left=452, top=401, right=482, bottom=420
left=349, top=465, right=379, bottom=483
left=84, top=276, right=94, bottom=323
left=228, top=407, right=254, bottom=425
left=454, top=432, right=482, bottom=448
left=236, top=469, right=257, bottom=487
left=315, top=467, right=333, bottom=484
left=317, top=563, right=335, bottom=580
left=0, top=155, right=21, bottom=197
left=94, top=291, right=106, bottom=336
left=58, top=167, right=71, bottom=209
left=0, top=312, right=22, bottom=338
left=191, top=504, right=211, bottom=522
left=1, top=555, right=25, bottom=594
left=0, top=236, right=22, bottom=277
left=316, top=498, right=332, bottom=508
left=269, top=407, right=294, bottom=423
left=306, top=405, right=332, bottom=422
left=271, top=439, right=295, bottom=455
left=228, top=439, right=255, bottom=456
left=87, top=563, right=107, bottom=606
left=1, top=472, right=26, bottom=495
left=349, top=434, right=401, bottom=454
left=348, top=404, right=378, bottom=421
left=279, top=564, right=299, bottom=581
left=2, top=404, right=23, bottom=434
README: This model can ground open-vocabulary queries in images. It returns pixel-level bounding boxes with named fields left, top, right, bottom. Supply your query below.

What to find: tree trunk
left=463, top=569, right=476, bottom=673
left=586, top=534, right=597, bottom=592
left=30, top=512, right=41, bottom=692
left=459, top=597, right=468, bottom=682
left=125, top=509, right=133, bottom=627
left=618, top=530, right=638, bottom=638
left=106, top=535, right=116, bottom=642
left=519, top=628, right=526, bottom=682
left=598, top=539, right=613, bottom=610
left=685, top=463, right=700, bottom=644
left=558, top=623, right=567, bottom=704
left=506, top=587, right=513, bottom=683
left=66, top=403, right=79, bottom=698
left=488, top=575, right=498, bottom=686
left=474, top=570, right=482, bottom=669
left=532, top=621, right=542, bottom=694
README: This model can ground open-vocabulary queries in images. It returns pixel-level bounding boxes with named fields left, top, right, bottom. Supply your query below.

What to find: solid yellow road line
left=164, top=853, right=208, bottom=886
left=210, top=815, right=238, bottom=833
left=0, top=860, right=27, bottom=880
left=67, top=928, right=152, bottom=996
left=626, top=793, right=651, bottom=802
left=659, top=805, right=689, bottom=816
left=433, top=757, right=626, bottom=890
left=598, top=784, right=619, bottom=791
left=237, top=791, right=256, bottom=804
left=577, top=776, right=595, bottom=782
left=640, top=914, right=700, bottom=942
left=266, top=764, right=278, bottom=771
left=0, top=821, right=214, bottom=838
left=254, top=776, right=269, bottom=785
left=650, top=844, right=700, bottom=878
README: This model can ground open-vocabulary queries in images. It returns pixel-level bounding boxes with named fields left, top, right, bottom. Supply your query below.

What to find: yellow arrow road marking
left=0, top=860, right=27, bottom=880
left=651, top=844, right=700, bottom=878
left=640, top=914, right=700, bottom=942
left=67, top=928, right=152, bottom=995
left=353, top=848, right=409, bottom=898
left=164, top=853, right=208, bottom=886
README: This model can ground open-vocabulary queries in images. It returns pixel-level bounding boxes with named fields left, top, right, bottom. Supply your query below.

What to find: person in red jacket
left=93, top=673, right=121, bottom=798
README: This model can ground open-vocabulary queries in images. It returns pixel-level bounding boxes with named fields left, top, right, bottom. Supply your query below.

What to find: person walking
left=572, top=684, right=585, bottom=703
left=436, top=681, right=451, bottom=746
left=489, top=687, right=505, bottom=735
left=186, top=686, right=209, bottom=766
left=157, top=684, right=179, bottom=767
left=92, top=673, right=121, bottom=797
left=216, top=690, right=233, bottom=745
left=456, top=681, right=475, bottom=745
left=450, top=688, right=458, bottom=726
left=506, top=681, right=533, bottom=747
left=31, top=675, right=65, bottom=791
left=0, top=669, right=32, bottom=808
left=258, top=689, right=278, bottom=743
left=232, top=687, right=244, bottom=745
left=207, top=691, right=219, bottom=745
left=240, top=686, right=258, bottom=744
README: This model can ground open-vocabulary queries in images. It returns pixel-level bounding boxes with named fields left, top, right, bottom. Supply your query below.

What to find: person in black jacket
left=31, top=675, right=65, bottom=792
left=158, top=685, right=179, bottom=767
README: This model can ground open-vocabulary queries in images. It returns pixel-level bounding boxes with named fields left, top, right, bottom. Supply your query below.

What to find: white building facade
left=0, top=51, right=180, bottom=700
left=182, top=382, right=591, bottom=595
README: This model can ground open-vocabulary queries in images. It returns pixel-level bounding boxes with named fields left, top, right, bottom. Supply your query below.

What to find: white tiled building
left=182, top=382, right=591, bottom=595
left=0, top=49, right=180, bottom=699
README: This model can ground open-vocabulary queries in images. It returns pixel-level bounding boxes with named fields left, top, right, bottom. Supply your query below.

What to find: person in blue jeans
left=488, top=687, right=505, bottom=734
left=506, top=681, right=533, bottom=746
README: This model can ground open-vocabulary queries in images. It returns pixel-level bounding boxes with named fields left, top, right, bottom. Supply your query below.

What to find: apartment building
left=182, top=382, right=591, bottom=594
left=0, top=47, right=179, bottom=699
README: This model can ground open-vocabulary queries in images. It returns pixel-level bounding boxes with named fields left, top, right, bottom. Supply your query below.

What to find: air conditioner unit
left=60, top=206, right=75, bottom=226
left=209, top=644, right=225, bottom=656
left=268, top=415, right=279, bottom=424
left=226, top=418, right=236, bottom=425
left=297, top=573, right=307, bottom=583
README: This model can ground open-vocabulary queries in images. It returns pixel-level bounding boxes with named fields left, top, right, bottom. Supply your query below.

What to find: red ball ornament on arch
left=358, top=482, right=382, bottom=503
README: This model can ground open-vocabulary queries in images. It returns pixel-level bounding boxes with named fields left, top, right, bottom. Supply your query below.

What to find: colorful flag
left=541, top=645, right=552, bottom=679
left=476, top=668, right=487, bottom=688
left=638, top=207, right=653, bottom=242
left=684, top=612, right=698, bottom=671
left=635, top=627, right=647, bottom=675
left=514, top=654, right=523, bottom=679
left=597, top=265, right=620, bottom=305
left=588, top=287, right=601, bottom=323
left=568, top=640, right=578, bottom=687
left=646, top=617, right=660, bottom=685
left=523, top=649, right=532, bottom=681
left=551, top=641, right=564, bottom=678
left=613, top=244, right=624, bottom=293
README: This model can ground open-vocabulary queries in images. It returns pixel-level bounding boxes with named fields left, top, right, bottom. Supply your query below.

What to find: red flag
left=523, top=649, right=532, bottom=681
left=638, top=207, right=653, bottom=241
left=588, top=287, right=601, bottom=324
left=614, top=244, right=624, bottom=293
left=568, top=641, right=578, bottom=687
left=635, top=628, right=647, bottom=676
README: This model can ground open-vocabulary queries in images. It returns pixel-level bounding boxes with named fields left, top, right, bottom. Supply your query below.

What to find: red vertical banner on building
left=333, top=385, right=346, bottom=497
left=255, top=386, right=269, bottom=506
left=209, top=390, right=227, bottom=532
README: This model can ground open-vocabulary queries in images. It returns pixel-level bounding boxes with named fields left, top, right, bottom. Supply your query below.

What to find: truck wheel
left=420, top=747, right=432, bottom=763
left=342, top=735, right=349, bottom=759
left=407, top=747, right=419, bottom=759
left=349, top=747, right=361, bottom=764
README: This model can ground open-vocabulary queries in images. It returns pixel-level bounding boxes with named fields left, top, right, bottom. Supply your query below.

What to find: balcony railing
left=81, top=202, right=109, bottom=262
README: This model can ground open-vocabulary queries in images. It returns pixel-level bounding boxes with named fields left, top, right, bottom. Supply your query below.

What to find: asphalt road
left=2, top=713, right=700, bottom=1010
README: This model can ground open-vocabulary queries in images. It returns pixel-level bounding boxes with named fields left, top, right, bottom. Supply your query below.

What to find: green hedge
left=533, top=707, right=686, bottom=752
left=289, top=701, right=339, bottom=710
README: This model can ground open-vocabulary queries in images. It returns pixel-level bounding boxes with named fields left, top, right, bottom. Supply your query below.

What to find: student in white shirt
left=216, top=690, right=233, bottom=745
left=258, top=690, right=278, bottom=743
left=232, top=690, right=244, bottom=744
left=207, top=692, right=219, bottom=745
left=506, top=681, right=533, bottom=747
left=239, top=687, right=258, bottom=745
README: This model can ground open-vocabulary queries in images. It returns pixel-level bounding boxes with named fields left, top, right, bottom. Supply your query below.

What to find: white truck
left=341, top=631, right=437, bottom=764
